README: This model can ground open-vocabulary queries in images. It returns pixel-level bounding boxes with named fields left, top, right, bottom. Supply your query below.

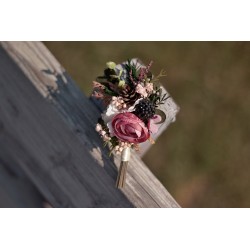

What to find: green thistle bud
left=106, top=61, right=116, bottom=70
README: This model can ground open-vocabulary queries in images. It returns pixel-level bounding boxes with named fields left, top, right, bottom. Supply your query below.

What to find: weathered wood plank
left=0, top=47, right=132, bottom=208
left=0, top=163, right=44, bottom=208
left=0, top=41, right=180, bottom=207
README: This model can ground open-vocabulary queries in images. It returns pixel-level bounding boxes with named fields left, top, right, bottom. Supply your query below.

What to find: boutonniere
left=92, top=59, right=169, bottom=188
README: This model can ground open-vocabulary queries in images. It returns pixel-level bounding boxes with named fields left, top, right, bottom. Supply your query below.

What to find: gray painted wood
left=0, top=47, right=132, bottom=208
left=0, top=41, right=180, bottom=208
left=0, top=163, right=44, bottom=208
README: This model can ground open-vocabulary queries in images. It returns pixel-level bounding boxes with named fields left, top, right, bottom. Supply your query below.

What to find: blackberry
left=134, top=99, right=156, bottom=122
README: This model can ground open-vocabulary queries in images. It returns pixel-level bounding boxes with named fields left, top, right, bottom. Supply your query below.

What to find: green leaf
left=104, top=87, right=117, bottom=96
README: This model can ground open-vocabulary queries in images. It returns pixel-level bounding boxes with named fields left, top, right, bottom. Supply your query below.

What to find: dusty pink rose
left=112, top=112, right=150, bottom=143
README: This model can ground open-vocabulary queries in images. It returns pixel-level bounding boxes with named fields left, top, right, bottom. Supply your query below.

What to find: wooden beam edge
left=1, top=41, right=180, bottom=208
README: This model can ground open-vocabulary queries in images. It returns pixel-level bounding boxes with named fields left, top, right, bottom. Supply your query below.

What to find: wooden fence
left=0, top=41, right=180, bottom=208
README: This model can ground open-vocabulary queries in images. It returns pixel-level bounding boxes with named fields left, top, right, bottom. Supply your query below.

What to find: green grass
left=45, top=42, right=250, bottom=207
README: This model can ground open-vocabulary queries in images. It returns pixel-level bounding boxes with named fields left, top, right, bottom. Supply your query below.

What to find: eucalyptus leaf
left=104, top=87, right=117, bottom=96
left=96, top=76, right=108, bottom=85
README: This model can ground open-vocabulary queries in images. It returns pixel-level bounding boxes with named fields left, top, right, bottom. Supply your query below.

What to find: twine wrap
left=116, top=147, right=131, bottom=188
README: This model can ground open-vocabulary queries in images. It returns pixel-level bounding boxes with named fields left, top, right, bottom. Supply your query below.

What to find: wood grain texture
left=0, top=163, right=44, bottom=208
left=0, top=41, right=180, bottom=208
left=0, top=47, right=132, bottom=208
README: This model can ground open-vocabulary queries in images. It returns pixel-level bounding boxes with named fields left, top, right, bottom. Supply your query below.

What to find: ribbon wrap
left=121, top=147, right=131, bottom=162
left=116, top=147, right=131, bottom=188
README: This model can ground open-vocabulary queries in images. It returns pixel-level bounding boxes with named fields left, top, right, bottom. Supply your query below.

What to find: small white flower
left=101, top=103, right=121, bottom=124
left=103, top=135, right=110, bottom=141
left=95, top=123, right=102, bottom=132
left=136, top=84, right=148, bottom=97
left=107, top=121, right=114, bottom=137
left=145, top=83, right=154, bottom=93
left=100, top=130, right=106, bottom=136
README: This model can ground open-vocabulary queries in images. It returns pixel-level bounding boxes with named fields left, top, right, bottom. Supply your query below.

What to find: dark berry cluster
left=134, top=99, right=156, bottom=122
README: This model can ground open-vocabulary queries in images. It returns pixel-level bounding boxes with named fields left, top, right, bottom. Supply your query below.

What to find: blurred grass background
left=44, top=42, right=250, bottom=207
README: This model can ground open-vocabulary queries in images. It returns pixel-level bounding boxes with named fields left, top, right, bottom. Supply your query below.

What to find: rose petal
left=148, top=115, right=162, bottom=134
left=152, top=115, right=162, bottom=124
left=126, top=125, right=142, bottom=138
left=149, top=122, right=158, bottom=134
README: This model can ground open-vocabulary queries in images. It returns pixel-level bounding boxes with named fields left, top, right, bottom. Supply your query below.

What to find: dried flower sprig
left=92, top=59, right=170, bottom=188
left=151, top=69, right=167, bottom=84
